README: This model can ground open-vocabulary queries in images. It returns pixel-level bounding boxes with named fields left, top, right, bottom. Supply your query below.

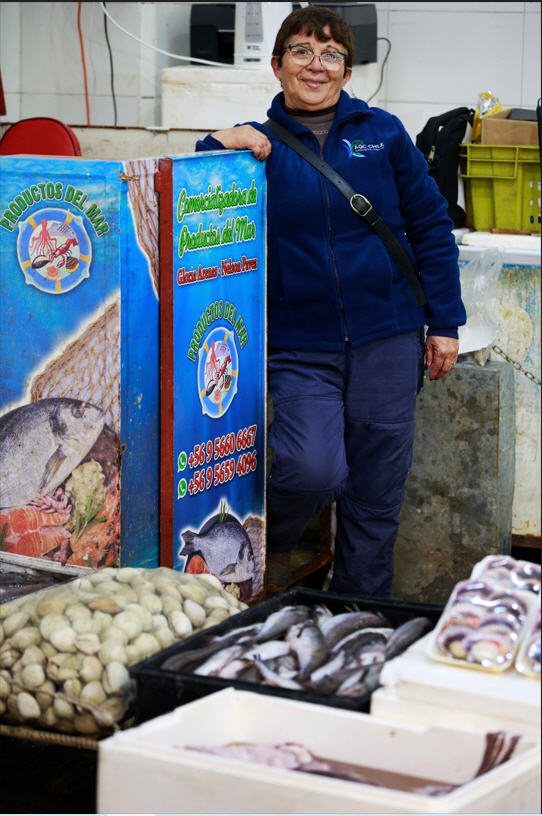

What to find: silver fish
left=0, top=398, right=105, bottom=509
left=193, top=644, right=245, bottom=676
left=216, top=658, right=251, bottom=679
left=254, top=605, right=312, bottom=642
left=287, top=621, right=329, bottom=680
left=357, top=644, right=387, bottom=666
left=273, top=654, right=298, bottom=678
left=336, top=663, right=382, bottom=697
left=243, top=640, right=291, bottom=662
left=181, top=511, right=255, bottom=584
left=254, top=659, right=303, bottom=690
left=210, top=623, right=263, bottom=645
left=384, top=617, right=433, bottom=660
left=161, top=624, right=262, bottom=674
left=334, top=661, right=384, bottom=697
left=309, top=650, right=346, bottom=690
left=320, top=610, right=390, bottom=648
left=335, top=666, right=367, bottom=695
left=331, top=627, right=392, bottom=656
left=313, top=604, right=334, bottom=626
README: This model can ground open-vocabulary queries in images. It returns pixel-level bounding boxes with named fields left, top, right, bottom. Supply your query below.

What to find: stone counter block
left=392, top=360, right=515, bottom=605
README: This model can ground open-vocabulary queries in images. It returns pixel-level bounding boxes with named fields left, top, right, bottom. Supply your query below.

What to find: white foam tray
left=97, top=688, right=540, bottom=814
left=371, top=632, right=541, bottom=740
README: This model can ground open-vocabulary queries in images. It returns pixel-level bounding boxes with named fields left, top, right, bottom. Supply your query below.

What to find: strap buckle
left=349, top=193, right=373, bottom=217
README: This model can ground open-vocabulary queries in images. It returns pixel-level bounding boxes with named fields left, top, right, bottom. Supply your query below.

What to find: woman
left=196, top=6, right=466, bottom=598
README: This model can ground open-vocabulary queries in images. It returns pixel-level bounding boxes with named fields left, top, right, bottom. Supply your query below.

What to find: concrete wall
left=1, top=2, right=540, bottom=140
left=393, top=361, right=516, bottom=604
left=492, top=264, right=541, bottom=537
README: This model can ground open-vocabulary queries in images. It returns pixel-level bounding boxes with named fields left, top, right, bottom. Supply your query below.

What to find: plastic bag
left=0, top=567, right=246, bottom=736
left=427, top=576, right=535, bottom=673
left=471, top=91, right=502, bottom=143
left=457, top=248, right=502, bottom=365
left=515, top=609, right=541, bottom=679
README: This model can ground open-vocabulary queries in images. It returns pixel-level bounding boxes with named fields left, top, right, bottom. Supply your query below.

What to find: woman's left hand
left=425, top=335, right=459, bottom=380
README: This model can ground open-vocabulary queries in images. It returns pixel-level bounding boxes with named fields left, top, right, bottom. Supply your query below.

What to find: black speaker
left=190, top=3, right=235, bottom=64
left=302, top=3, right=377, bottom=64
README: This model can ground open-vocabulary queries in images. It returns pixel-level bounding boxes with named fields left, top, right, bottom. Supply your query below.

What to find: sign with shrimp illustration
left=17, top=207, right=92, bottom=293
left=0, top=155, right=161, bottom=570
left=169, top=151, right=267, bottom=601
left=198, top=328, right=238, bottom=418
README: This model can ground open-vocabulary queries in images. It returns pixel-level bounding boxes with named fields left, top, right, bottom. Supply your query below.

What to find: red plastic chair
left=0, top=117, right=82, bottom=156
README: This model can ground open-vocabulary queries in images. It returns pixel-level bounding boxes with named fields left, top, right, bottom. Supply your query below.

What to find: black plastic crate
left=130, top=587, right=442, bottom=724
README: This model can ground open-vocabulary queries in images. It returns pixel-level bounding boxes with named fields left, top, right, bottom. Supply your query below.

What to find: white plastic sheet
left=457, top=247, right=503, bottom=363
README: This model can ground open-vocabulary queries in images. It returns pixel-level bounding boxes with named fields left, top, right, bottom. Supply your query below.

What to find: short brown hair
left=273, top=6, right=355, bottom=69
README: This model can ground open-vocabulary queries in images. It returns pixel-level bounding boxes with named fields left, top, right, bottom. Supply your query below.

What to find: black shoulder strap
left=264, top=118, right=426, bottom=307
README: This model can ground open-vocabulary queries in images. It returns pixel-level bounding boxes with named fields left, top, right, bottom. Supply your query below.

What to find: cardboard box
left=97, top=688, right=540, bottom=814
left=481, top=108, right=539, bottom=146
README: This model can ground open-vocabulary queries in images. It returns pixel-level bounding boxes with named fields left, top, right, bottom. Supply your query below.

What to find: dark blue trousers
left=266, top=330, right=425, bottom=598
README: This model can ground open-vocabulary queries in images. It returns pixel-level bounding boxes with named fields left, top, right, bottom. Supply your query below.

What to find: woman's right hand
left=211, top=125, right=272, bottom=161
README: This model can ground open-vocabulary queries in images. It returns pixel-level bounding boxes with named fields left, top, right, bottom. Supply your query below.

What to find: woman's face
left=271, top=26, right=352, bottom=111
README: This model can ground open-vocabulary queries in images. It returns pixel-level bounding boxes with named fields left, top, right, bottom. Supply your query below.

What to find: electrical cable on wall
left=98, top=3, right=391, bottom=114
left=77, top=2, right=91, bottom=125
left=98, top=2, right=232, bottom=68
left=366, top=37, right=391, bottom=104
left=103, top=2, right=118, bottom=126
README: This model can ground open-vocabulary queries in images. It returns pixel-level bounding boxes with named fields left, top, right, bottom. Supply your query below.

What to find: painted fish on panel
left=180, top=507, right=256, bottom=595
left=0, top=397, right=105, bottom=510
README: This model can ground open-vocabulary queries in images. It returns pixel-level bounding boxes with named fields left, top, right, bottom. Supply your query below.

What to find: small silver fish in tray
left=160, top=601, right=434, bottom=701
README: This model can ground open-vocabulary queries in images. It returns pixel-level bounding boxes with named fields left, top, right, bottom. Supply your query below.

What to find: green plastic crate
left=459, top=143, right=541, bottom=233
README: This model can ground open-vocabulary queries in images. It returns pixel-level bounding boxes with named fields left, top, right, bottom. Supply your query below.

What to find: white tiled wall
left=374, top=1, right=541, bottom=138
left=1, top=2, right=540, bottom=139
left=0, top=1, right=191, bottom=128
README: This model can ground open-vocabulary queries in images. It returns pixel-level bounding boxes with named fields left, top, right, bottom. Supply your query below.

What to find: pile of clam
left=0, top=567, right=246, bottom=736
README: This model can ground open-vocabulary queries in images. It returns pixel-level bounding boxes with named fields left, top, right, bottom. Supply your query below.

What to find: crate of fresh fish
left=129, top=587, right=442, bottom=723
left=427, top=576, right=538, bottom=672
left=97, top=688, right=541, bottom=814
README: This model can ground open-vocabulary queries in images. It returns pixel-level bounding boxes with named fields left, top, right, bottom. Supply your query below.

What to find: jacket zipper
left=320, top=143, right=349, bottom=343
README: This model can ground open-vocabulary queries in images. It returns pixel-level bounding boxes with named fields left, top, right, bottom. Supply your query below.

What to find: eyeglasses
left=284, top=44, right=347, bottom=71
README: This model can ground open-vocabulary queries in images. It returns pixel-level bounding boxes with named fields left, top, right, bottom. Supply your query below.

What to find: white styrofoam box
left=97, top=688, right=540, bottom=814
left=371, top=633, right=541, bottom=740
left=161, top=65, right=380, bottom=131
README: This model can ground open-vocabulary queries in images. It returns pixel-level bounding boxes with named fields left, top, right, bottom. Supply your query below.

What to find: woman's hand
left=212, top=125, right=272, bottom=161
left=425, top=335, right=459, bottom=380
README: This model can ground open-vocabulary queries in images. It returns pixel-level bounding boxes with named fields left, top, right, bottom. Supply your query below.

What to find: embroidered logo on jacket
left=342, top=138, right=384, bottom=158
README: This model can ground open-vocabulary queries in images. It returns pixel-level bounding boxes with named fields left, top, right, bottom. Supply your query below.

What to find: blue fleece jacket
left=196, top=91, right=466, bottom=351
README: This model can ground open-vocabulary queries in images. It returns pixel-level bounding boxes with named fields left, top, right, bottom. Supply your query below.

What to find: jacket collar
left=267, top=90, right=374, bottom=135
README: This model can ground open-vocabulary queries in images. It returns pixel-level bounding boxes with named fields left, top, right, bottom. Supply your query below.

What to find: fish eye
left=71, top=403, right=85, bottom=418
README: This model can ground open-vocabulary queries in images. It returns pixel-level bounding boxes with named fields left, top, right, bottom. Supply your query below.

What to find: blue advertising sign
left=170, top=151, right=266, bottom=602
left=0, top=155, right=160, bottom=569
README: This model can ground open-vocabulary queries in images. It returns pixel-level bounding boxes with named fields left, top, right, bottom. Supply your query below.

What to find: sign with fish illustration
left=161, top=152, right=267, bottom=602
left=0, top=155, right=160, bottom=569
